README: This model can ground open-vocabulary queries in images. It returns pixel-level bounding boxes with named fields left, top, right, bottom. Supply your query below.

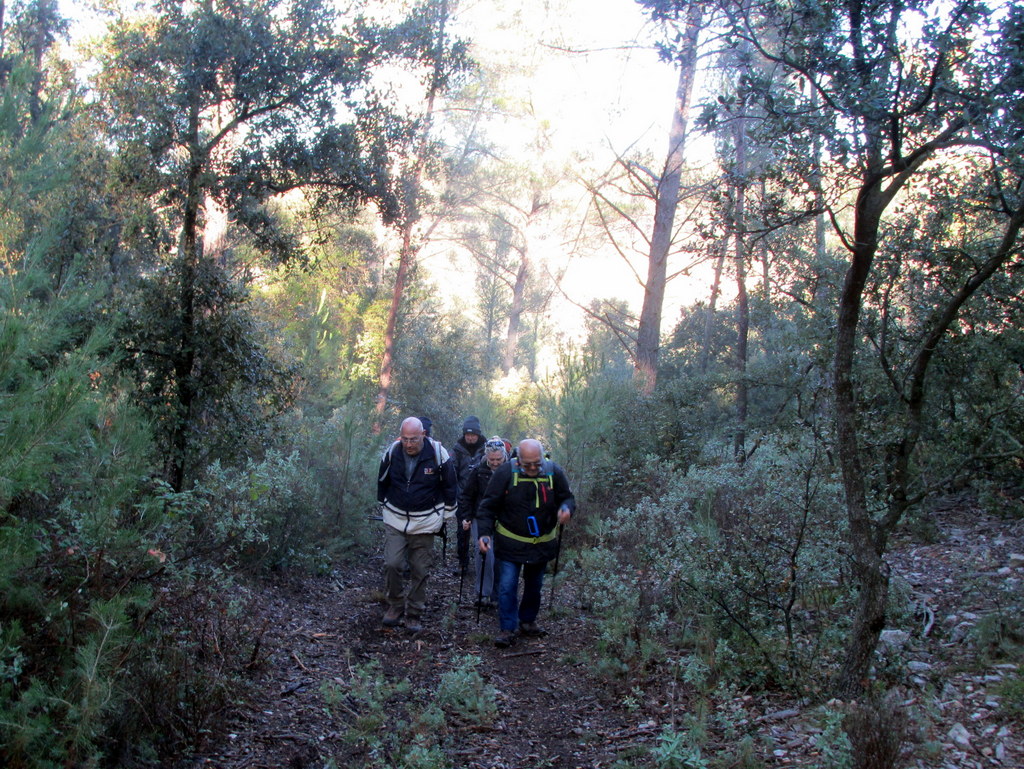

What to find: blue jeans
left=495, top=558, right=546, bottom=632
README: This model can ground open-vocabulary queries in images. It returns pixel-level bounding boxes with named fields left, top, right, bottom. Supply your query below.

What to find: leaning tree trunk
left=635, top=2, right=702, bottom=395
left=374, top=0, right=448, bottom=418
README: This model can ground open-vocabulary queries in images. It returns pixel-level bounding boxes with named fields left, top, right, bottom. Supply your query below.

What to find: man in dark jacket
left=377, top=417, right=458, bottom=632
left=451, top=415, right=486, bottom=573
left=476, top=438, right=575, bottom=647
left=458, top=437, right=508, bottom=606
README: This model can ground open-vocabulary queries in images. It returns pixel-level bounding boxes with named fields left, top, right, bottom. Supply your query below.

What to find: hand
left=462, top=519, right=471, bottom=531
left=478, top=536, right=491, bottom=553
left=557, top=506, right=571, bottom=525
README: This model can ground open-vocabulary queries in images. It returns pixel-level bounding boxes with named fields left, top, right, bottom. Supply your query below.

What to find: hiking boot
left=382, top=606, right=403, bottom=627
left=519, top=621, right=545, bottom=637
left=494, top=629, right=516, bottom=648
left=405, top=616, right=423, bottom=633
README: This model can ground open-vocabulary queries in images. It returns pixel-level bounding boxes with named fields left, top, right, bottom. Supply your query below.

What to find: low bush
left=570, top=437, right=852, bottom=697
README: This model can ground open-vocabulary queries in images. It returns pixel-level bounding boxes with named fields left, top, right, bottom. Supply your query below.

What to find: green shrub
left=571, top=438, right=853, bottom=696
left=651, top=726, right=710, bottom=769
left=970, top=602, right=1024, bottom=663
left=436, top=654, right=497, bottom=726
left=996, top=674, right=1024, bottom=719
left=817, top=706, right=853, bottom=769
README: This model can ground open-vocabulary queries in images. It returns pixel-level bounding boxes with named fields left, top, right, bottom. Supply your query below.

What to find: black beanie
left=419, top=417, right=432, bottom=437
left=461, top=415, right=483, bottom=437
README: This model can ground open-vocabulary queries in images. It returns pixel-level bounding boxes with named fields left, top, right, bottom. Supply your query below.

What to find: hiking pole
left=548, top=524, right=564, bottom=609
left=458, top=555, right=466, bottom=605
left=477, top=537, right=490, bottom=624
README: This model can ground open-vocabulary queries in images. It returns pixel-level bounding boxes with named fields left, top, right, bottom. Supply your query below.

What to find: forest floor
left=190, top=501, right=1024, bottom=769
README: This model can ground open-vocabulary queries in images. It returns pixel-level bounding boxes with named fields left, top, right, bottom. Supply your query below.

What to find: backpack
left=506, top=457, right=555, bottom=496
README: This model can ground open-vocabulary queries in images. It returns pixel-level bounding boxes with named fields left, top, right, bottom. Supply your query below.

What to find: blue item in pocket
left=526, top=516, right=540, bottom=537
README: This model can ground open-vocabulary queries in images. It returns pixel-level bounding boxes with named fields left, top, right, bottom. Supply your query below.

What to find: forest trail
left=189, top=545, right=650, bottom=769
left=191, top=504, right=1024, bottom=769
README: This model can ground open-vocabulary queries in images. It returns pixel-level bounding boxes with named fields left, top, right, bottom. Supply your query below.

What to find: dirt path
left=189, top=550, right=649, bottom=769
left=190, top=503, right=1024, bottom=769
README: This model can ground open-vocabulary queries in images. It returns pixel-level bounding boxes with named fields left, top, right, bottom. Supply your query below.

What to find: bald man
left=376, top=417, right=458, bottom=632
left=476, top=439, right=575, bottom=648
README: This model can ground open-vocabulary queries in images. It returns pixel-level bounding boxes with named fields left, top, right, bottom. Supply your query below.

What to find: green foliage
left=996, top=674, right=1024, bottom=720
left=322, top=658, right=455, bottom=769
left=388, top=302, right=488, bottom=438
left=571, top=438, right=851, bottom=696
left=816, top=707, right=854, bottom=769
left=466, top=367, right=540, bottom=445
left=117, top=255, right=297, bottom=488
left=650, top=726, right=710, bottom=769
left=323, top=658, right=411, bottom=742
left=110, top=581, right=268, bottom=762
left=255, top=219, right=389, bottom=411
left=435, top=654, right=498, bottom=726
left=536, top=349, right=630, bottom=503
left=970, top=605, right=1024, bottom=664
left=843, top=693, right=915, bottom=769
left=273, top=403, right=383, bottom=559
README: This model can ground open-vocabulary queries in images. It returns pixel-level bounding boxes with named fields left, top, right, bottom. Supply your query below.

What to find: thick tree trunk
left=833, top=181, right=887, bottom=697
left=635, top=2, right=702, bottom=395
left=375, top=231, right=415, bottom=416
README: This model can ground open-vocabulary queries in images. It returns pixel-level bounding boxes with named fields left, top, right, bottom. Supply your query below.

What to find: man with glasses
left=476, top=439, right=575, bottom=648
left=377, top=417, right=458, bottom=632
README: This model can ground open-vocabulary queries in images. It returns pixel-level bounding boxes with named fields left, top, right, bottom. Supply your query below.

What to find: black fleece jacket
left=476, top=459, right=575, bottom=564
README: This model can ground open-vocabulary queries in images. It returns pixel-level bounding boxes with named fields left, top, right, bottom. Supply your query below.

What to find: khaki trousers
left=383, top=525, right=436, bottom=617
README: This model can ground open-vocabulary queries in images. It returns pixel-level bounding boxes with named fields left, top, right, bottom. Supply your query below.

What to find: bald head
left=517, top=439, right=544, bottom=476
left=400, top=417, right=425, bottom=456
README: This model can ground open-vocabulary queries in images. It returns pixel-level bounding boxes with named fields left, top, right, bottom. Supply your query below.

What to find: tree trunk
left=375, top=0, right=448, bottom=417
left=502, top=254, right=529, bottom=375
left=169, top=103, right=204, bottom=492
left=833, top=181, right=887, bottom=697
left=635, top=2, right=702, bottom=395
left=699, top=242, right=726, bottom=373
left=811, top=88, right=827, bottom=265
left=732, top=109, right=750, bottom=461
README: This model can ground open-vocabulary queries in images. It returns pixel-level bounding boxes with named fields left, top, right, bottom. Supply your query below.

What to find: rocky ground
left=188, top=502, right=1023, bottom=768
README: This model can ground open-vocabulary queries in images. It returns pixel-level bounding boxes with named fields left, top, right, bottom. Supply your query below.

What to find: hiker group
left=376, top=415, right=575, bottom=647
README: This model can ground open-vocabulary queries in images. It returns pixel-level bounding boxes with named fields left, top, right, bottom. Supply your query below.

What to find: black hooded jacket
left=476, top=458, right=575, bottom=564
